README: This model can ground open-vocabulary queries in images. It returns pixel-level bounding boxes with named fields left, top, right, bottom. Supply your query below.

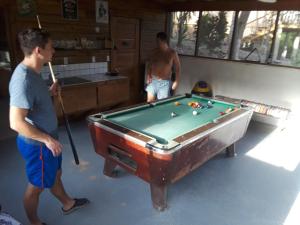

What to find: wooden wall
left=110, top=0, right=166, bottom=62
left=2, top=0, right=166, bottom=102
left=3, top=0, right=166, bottom=67
left=5, top=0, right=111, bottom=68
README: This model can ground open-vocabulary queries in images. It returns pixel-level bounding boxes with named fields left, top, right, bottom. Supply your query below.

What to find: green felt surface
left=105, top=95, right=237, bottom=144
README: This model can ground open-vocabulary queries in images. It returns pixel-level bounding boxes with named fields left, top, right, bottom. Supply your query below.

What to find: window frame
left=168, top=10, right=300, bottom=69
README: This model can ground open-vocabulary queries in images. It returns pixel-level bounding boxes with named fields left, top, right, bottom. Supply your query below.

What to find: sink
left=46, top=76, right=90, bottom=86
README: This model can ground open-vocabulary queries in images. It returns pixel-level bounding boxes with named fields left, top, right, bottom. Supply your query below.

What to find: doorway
left=111, top=16, right=141, bottom=104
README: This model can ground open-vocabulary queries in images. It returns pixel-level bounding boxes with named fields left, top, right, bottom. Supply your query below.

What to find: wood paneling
left=140, top=15, right=166, bottom=63
left=6, top=0, right=110, bottom=67
left=111, top=16, right=140, bottom=103
left=4, top=0, right=167, bottom=104
left=54, top=84, right=98, bottom=116
left=54, top=78, right=130, bottom=117
left=98, top=79, right=130, bottom=107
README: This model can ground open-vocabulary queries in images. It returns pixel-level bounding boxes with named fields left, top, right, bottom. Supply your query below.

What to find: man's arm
left=172, top=51, right=181, bottom=91
left=9, top=106, right=62, bottom=156
left=146, top=59, right=153, bottom=84
left=49, top=80, right=60, bottom=96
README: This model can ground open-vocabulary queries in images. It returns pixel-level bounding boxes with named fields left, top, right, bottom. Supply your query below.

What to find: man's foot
left=62, top=198, right=90, bottom=215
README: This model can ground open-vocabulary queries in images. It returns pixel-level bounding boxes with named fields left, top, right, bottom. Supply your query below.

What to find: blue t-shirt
left=9, top=63, right=58, bottom=137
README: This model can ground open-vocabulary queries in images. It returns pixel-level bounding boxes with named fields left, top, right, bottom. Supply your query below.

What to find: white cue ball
left=192, top=110, right=197, bottom=116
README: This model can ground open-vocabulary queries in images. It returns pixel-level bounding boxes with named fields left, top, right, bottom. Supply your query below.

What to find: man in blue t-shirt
left=9, top=28, right=89, bottom=225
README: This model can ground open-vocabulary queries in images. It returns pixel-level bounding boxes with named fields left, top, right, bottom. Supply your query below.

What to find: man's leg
left=23, top=183, right=44, bottom=225
left=50, top=170, right=75, bottom=211
left=147, top=92, right=156, bottom=103
left=146, top=81, right=156, bottom=103
left=50, top=170, right=89, bottom=214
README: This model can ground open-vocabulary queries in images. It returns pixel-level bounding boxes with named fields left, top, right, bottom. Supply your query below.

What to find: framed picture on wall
left=62, top=0, right=78, bottom=20
left=17, top=0, right=37, bottom=17
left=96, top=0, right=109, bottom=24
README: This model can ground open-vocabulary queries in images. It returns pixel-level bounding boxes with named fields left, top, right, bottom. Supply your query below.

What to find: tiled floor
left=1, top=119, right=300, bottom=225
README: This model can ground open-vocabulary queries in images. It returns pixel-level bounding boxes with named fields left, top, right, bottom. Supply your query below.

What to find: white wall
left=177, top=56, right=300, bottom=111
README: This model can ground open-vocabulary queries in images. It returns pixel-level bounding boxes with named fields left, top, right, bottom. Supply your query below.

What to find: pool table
left=87, top=94, right=253, bottom=211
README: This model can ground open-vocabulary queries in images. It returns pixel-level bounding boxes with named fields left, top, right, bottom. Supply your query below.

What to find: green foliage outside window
left=197, top=12, right=228, bottom=53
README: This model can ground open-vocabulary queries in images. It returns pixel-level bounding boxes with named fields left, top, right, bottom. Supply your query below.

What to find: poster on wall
left=62, top=0, right=78, bottom=20
left=17, top=0, right=37, bottom=16
left=96, top=0, right=109, bottom=24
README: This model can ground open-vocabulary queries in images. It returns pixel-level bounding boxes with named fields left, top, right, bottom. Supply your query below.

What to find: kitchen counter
left=46, top=73, right=127, bottom=87
left=51, top=73, right=130, bottom=117
left=79, top=73, right=126, bottom=83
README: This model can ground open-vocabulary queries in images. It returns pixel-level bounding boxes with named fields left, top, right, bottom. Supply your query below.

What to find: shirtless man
left=146, top=32, right=181, bottom=102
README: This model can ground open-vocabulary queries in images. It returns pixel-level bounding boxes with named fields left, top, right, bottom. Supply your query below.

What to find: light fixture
left=257, top=0, right=277, bottom=3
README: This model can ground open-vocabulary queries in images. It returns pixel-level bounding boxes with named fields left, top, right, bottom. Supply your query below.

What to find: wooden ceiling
left=153, top=0, right=300, bottom=11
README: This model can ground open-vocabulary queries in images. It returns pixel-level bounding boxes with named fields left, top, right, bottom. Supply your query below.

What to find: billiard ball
left=219, top=112, right=225, bottom=116
left=171, top=112, right=177, bottom=117
left=192, top=110, right=198, bottom=116
left=174, top=101, right=181, bottom=106
left=225, top=108, right=233, bottom=113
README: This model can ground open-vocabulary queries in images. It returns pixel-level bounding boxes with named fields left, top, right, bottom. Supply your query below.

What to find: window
left=169, top=11, right=199, bottom=56
left=197, top=11, right=235, bottom=59
left=232, top=11, right=277, bottom=63
left=169, top=10, right=300, bottom=68
left=272, top=11, right=300, bottom=67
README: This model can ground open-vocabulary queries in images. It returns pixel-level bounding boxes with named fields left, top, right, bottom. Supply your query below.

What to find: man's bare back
left=150, top=48, right=175, bottom=80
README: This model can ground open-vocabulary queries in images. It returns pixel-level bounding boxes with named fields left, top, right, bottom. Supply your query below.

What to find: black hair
left=156, top=32, right=168, bottom=43
left=18, top=28, right=51, bottom=56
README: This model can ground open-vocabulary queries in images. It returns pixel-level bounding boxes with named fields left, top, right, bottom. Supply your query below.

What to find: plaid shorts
left=145, top=78, right=171, bottom=100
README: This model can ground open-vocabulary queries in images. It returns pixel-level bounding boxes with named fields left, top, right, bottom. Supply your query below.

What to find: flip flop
left=62, top=198, right=90, bottom=215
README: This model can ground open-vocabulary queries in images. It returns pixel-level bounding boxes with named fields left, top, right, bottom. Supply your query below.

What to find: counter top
left=46, top=73, right=127, bottom=87
left=79, top=73, right=127, bottom=83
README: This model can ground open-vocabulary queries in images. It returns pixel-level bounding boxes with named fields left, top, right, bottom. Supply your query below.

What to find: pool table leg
left=103, top=158, right=118, bottom=177
left=150, top=183, right=167, bottom=211
left=226, top=143, right=237, bottom=157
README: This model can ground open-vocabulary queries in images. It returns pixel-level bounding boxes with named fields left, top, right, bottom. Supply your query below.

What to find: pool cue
left=36, top=15, right=80, bottom=165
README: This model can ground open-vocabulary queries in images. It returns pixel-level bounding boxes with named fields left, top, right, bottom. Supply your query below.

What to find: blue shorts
left=145, top=79, right=171, bottom=100
left=17, top=135, right=62, bottom=189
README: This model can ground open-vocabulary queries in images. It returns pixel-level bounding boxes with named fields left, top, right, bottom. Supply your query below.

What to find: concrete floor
left=1, top=118, right=300, bottom=225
